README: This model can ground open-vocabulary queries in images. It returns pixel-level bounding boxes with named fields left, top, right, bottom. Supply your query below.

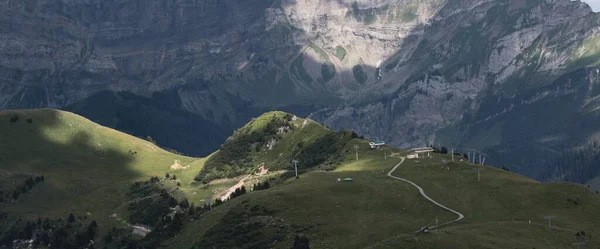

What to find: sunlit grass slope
left=168, top=147, right=600, bottom=249
left=0, top=109, right=203, bottom=228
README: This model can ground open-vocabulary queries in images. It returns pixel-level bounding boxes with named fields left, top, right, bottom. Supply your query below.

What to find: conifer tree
left=291, top=235, right=310, bottom=249
left=68, top=213, right=76, bottom=223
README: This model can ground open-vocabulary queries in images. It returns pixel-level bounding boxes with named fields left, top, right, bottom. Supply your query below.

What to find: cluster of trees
left=0, top=215, right=98, bottom=249
left=0, top=175, right=45, bottom=202
left=165, top=173, right=177, bottom=180
left=9, top=115, right=19, bottom=123
left=209, top=186, right=251, bottom=209
left=430, top=145, right=449, bottom=154
left=104, top=205, right=212, bottom=249
left=196, top=115, right=295, bottom=183
left=350, top=131, right=365, bottom=139
left=567, top=197, right=581, bottom=205
left=127, top=179, right=180, bottom=227
left=253, top=180, right=271, bottom=191
left=7, top=115, right=33, bottom=124
left=575, top=230, right=592, bottom=242
left=229, top=186, right=247, bottom=199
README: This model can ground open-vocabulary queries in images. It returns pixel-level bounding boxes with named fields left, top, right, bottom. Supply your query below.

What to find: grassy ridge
left=168, top=143, right=458, bottom=249
left=195, top=111, right=356, bottom=183
left=0, top=109, right=204, bottom=247
left=169, top=149, right=600, bottom=249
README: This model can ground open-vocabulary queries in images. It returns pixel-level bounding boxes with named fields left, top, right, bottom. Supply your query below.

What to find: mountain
left=2, top=109, right=599, bottom=249
left=1, top=0, right=600, bottom=183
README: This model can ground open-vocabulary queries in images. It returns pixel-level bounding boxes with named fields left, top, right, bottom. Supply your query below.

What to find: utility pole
left=467, top=150, right=470, bottom=163
left=292, top=159, right=299, bottom=178
left=544, top=216, right=555, bottom=229
left=435, top=217, right=439, bottom=233
left=473, top=168, right=485, bottom=182
left=476, top=151, right=488, bottom=165
left=451, top=148, right=455, bottom=162
left=384, top=151, right=387, bottom=160
left=468, top=149, right=475, bottom=164
left=573, top=242, right=585, bottom=249
left=354, top=145, right=360, bottom=161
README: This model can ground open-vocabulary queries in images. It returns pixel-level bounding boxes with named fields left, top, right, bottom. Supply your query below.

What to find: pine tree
left=165, top=173, right=170, bottom=179
left=23, top=222, right=34, bottom=238
left=43, top=218, right=51, bottom=230
left=291, top=235, right=310, bottom=249
left=179, top=199, right=190, bottom=209
left=87, top=221, right=97, bottom=238
left=188, top=204, right=196, bottom=215
left=68, top=213, right=76, bottom=223
left=40, top=232, right=50, bottom=245
left=168, top=197, right=178, bottom=207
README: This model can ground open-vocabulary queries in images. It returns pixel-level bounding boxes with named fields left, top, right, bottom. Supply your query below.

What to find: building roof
left=410, top=147, right=434, bottom=152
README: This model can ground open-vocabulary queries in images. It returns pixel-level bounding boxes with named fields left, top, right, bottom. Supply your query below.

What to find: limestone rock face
left=1, top=0, right=600, bottom=182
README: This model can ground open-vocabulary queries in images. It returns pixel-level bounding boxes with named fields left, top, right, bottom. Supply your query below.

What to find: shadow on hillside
left=0, top=109, right=140, bottom=217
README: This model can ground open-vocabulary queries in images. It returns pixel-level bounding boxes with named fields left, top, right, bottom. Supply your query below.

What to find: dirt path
left=387, top=157, right=465, bottom=231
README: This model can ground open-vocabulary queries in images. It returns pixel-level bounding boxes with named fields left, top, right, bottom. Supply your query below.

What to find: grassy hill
left=195, top=111, right=357, bottom=183
left=1, top=109, right=600, bottom=249
left=0, top=109, right=208, bottom=248
left=166, top=151, right=600, bottom=249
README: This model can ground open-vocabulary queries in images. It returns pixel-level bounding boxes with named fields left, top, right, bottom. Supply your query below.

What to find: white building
left=369, top=141, right=385, bottom=149
left=407, top=147, right=434, bottom=159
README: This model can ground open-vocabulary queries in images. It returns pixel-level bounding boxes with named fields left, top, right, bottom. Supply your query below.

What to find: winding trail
left=387, top=157, right=465, bottom=230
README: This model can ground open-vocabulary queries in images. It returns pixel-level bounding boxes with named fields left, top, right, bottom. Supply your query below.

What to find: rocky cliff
left=1, top=0, right=599, bottom=182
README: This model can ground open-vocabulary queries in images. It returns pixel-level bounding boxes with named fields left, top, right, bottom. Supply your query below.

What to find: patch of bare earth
left=218, top=163, right=271, bottom=201
left=170, top=160, right=189, bottom=170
